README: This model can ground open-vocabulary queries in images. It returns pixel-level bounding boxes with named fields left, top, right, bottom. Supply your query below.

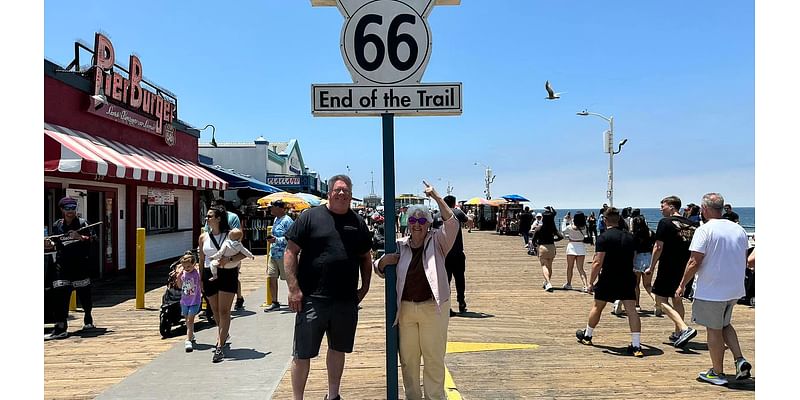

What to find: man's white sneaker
left=611, top=300, right=622, bottom=315
left=184, top=340, right=193, bottom=352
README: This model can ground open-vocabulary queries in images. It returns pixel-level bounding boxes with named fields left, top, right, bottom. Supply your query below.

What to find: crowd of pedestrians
left=45, top=179, right=753, bottom=394
left=520, top=194, right=753, bottom=385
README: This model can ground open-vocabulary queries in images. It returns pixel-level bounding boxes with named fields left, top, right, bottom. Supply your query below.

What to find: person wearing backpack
left=645, top=196, right=699, bottom=348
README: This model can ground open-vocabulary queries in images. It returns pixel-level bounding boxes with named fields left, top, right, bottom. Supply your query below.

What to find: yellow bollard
left=136, top=227, right=145, bottom=309
left=69, top=290, right=77, bottom=311
left=263, top=226, right=273, bottom=307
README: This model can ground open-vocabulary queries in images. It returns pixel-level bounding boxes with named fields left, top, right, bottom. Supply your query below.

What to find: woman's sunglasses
left=408, top=216, right=428, bottom=225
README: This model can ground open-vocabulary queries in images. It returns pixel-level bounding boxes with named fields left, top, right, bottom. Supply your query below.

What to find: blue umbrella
left=295, top=193, right=322, bottom=207
left=501, top=194, right=529, bottom=202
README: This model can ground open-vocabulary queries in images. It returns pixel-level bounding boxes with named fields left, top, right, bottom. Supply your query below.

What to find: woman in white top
left=466, top=209, right=475, bottom=233
left=199, top=206, right=249, bottom=363
left=562, top=211, right=589, bottom=292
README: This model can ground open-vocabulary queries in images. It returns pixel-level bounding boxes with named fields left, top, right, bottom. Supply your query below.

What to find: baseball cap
left=271, top=200, right=286, bottom=208
left=58, top=197, right=78, bottom=210
left=535, top=213, right=543, bottom=217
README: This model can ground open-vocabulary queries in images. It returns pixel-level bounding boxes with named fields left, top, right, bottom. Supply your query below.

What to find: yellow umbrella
left=257, top=192, right=311, bottom=210
left=465, top=197, right=490, bottom=205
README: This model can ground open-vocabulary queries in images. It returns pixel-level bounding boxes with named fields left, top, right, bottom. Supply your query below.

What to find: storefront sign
left=147, top=188, right=175, bottom=205
left=89, top=33, right=177, bottom=144
left=267, top=177, right=301, bottom=186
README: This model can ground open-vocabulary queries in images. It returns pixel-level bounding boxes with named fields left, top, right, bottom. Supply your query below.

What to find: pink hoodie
left=374, top=215, right=458, bottom=326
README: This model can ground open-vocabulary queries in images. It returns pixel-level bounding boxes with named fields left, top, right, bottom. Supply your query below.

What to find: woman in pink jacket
left=374, top=181, right=458, bottom=400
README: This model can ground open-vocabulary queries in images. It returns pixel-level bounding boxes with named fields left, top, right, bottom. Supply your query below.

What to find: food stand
left=496, top=201, right=524, bottom=235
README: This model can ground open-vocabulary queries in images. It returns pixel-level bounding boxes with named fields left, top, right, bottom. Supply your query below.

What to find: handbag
left=581, top=229, right=593, bottom=244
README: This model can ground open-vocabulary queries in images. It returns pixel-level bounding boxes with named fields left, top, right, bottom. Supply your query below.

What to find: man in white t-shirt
left=677, top=192, right=752, bottom=386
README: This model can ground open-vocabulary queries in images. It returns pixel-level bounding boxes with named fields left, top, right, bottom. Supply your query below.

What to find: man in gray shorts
left=284, top=175, right=373, bottom=400
left=677, top=192, right=752, bottom=386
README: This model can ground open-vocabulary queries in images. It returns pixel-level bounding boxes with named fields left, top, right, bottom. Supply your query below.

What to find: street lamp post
left=436, top=178, right=453, bottom=196
left=199, top=124, right=218, bottom=147
left=473, top=162, right=496, bottom=199
left=576, top=110, right=628, bottom=207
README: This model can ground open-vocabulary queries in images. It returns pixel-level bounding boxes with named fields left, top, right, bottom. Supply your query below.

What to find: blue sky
left=43, top=0, right=755, bottom=208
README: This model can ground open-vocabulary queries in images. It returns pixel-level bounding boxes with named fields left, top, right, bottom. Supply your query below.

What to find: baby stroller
left=159, top=251, right=195, bottom=338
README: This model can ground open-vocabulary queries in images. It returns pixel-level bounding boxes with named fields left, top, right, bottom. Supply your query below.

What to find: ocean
left=549, top=207, right=756, bottom=233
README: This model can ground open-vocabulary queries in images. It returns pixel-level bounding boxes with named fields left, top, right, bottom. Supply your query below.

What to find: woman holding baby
left=199, top=205, right=252, bottom=363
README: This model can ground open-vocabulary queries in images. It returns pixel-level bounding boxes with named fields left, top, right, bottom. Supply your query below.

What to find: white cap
left=536, top=213, right=543, bottom=217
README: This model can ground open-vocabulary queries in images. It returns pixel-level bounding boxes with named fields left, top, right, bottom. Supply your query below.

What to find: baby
left=209, top=228, right=254, bottom=281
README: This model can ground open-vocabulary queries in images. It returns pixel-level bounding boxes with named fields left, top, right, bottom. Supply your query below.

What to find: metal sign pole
left=381, top=113, right=399, bottom=400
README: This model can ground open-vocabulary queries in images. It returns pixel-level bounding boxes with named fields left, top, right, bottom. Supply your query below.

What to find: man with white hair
left=677, top=192, right=752, bottom=385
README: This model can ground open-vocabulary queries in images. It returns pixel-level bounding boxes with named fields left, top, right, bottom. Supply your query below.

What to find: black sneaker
left=576, top=329, right=593, bottom=345
left=626, top=344, right=644, bottom=357
left=735, top=357, right=752, bottom=380
left=212, top=347, right=224, bottom=363
left=459, top=303, right=467, bottom=314
left=264, top=302, right=280, bottom=312
left=668, top=332, right=680, bottom=343
left=673, top=327, right=697, bottom=348
left=235, top=297, right=245, bottom=310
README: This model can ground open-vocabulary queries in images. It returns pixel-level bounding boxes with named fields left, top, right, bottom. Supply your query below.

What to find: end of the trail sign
left=311, top=0, right=462, bottom=118
left=312, top=83, right=461, bottom=116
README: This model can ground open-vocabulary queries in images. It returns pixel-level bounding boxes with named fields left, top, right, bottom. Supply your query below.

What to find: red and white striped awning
left=44, top=123, right=227, bottom=190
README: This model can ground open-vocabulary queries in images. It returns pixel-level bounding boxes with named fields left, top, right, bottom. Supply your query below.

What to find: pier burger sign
left=88, top=33, right=178, bottom=146
left=312, top=0, right=462, bottom=116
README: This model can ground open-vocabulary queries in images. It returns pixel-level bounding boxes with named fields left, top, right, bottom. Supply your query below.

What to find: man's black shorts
left=293, top=297, right=359, bottom=359
left=593, top=274, right=636, bottom=303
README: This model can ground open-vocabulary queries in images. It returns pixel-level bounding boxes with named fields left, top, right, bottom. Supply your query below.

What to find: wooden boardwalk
left=44, top=229, right=755, bottom=399
left=270, top=230, right=755, bottom=399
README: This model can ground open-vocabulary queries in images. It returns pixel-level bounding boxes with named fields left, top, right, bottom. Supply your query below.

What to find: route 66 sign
left=337, top=0, right=435, bottom=85
left=311, top=0, right=462, bottom=116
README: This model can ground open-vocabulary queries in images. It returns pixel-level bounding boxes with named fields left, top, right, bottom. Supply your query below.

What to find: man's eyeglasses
left=332, top=188, right=352, bottom=195
left=408, top=216, right=428, bottom=225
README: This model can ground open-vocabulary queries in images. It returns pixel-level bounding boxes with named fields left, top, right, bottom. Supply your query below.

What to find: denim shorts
left=181, top=303, right=201, bottom=317
left=633, top=252, right=651, bottom=273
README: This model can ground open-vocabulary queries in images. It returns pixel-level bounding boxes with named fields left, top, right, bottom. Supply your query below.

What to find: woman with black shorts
left=200, top=206, right=247, bottom=363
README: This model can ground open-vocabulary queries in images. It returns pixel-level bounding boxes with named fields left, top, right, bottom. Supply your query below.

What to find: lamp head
left=91, top=94, right=107, bottom=111
left=576, top=110, right=589, bottom=116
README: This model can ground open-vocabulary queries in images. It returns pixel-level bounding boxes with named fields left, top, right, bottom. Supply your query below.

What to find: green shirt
left=399, top=212, right=409, bottom=226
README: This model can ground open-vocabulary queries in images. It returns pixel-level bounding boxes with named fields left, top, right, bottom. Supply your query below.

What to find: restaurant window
left=141, top=201, right=178, bottom=234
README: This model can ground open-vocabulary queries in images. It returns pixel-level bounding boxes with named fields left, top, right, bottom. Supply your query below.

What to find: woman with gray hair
left=374, top=181, right=458, bottom=400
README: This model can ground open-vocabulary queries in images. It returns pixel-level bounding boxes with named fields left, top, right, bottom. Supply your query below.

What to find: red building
left=44, top=33, right=226, bottom=278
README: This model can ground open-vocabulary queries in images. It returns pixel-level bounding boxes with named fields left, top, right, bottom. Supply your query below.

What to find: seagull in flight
left=545, top=80, right=565, bottom=100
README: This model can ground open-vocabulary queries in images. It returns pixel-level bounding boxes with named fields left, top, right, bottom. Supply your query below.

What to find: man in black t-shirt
left=443, top=196, right=469, bottom=315
left=575, top=207, right=644, bottom=357
left=284, top=175, right=372, bottom=400
left=646, top=195, right=699, bottom=348
left=722, top=204, right=740, bottom=224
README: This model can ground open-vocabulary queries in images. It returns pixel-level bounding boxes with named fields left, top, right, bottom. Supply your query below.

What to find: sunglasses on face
left=408, top=216, right=428, bottom=225
left=332, top=188, right=352, bottom=195
left=206, top=215, right=215, bottom=219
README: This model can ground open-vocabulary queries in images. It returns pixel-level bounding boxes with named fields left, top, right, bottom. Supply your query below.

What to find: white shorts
left=566, top=242, right=586, bottom=256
